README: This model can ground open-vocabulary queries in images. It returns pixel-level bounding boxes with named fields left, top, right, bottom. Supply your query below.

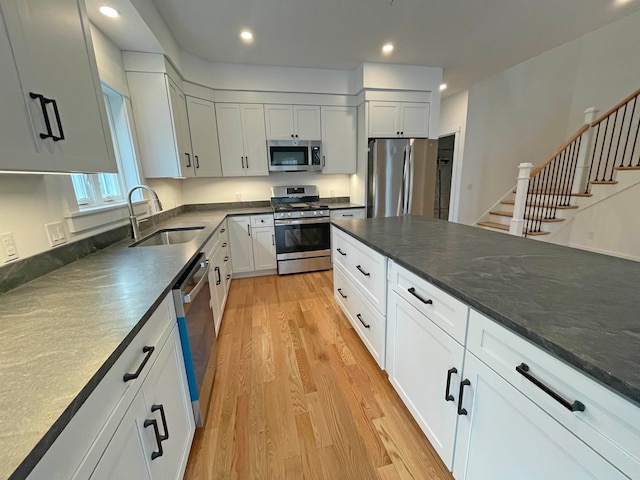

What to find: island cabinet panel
left=452, top=352, right=628, bottom=480
left=388, top=261, right=469, bottom=344
left=331, top=226, right=386, bottom=315
left=467, top=309, right=640, bottom=479
left=330, top=208, right=366, bottom=220
left=333, top=263, right=385, bottom=368
left=386, top=290, right=464, bottom=468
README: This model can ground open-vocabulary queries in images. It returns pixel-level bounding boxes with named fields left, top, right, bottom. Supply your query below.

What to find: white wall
left=181, top=173, right=350, bottom=204
left=440, top=90, right=469, bottom=222
left=458, top=10, right=640, bottom=225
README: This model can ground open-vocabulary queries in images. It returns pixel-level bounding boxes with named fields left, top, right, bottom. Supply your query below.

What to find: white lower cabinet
left=330, top=208, right=366, bottom=220
left=229, top=215, right=276, bottom=276
left=452, top=352, right=627, bottom=480
left=252, top=226, right=276, bottom=270
left=386, top=290, right=464, bottom=468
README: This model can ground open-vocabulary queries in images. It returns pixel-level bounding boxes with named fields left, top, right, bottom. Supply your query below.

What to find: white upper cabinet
left=368, top=101, right=430, bottom=138
left=127, top=72, right=194, bottom=178
left=185, top=96, right=223, bottom=177
left=0, top=0, right=116, bottom=173
left=264, top=104, right=321, bottom=140
left=216, top=103, right=268, bottom=177
left=321, top=106, right=357, bottom=174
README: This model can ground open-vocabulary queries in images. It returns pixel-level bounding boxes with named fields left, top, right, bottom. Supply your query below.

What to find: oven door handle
left=182, top=261, right=211, bottom=303
left=275, top=217, right=330, bottom=226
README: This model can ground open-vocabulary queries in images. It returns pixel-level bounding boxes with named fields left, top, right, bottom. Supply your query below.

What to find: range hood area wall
left=181, top=173, right=351, bottom=205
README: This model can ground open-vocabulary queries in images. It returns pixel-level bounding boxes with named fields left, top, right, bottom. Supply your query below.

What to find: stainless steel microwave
left=267, top=140, right=322, bottom=172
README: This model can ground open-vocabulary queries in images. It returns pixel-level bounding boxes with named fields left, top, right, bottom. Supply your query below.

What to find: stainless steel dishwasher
left=173, top=252, right=217, bottom=427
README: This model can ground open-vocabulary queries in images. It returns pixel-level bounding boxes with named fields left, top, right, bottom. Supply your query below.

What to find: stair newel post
left=572, top=107, right=599, bottom=194
left=509, top=162, right=533, bottom=236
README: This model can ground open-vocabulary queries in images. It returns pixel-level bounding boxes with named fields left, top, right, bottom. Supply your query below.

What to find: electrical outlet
left=0, top=232, right=18, bottom=263
left=45, top=222, right=67, bottom=247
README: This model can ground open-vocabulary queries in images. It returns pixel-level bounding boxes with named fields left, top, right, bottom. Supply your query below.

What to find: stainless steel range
left=271, top=185, right=331, bottom=275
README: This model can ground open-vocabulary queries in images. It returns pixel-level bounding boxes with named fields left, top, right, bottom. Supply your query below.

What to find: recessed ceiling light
left=439, top=83, right=447, bottom=91
left=382, top=43, right=394, bottom=54
left=240, top=30, right=253, bottom=41
left=99, top=6, right=120, bottom=18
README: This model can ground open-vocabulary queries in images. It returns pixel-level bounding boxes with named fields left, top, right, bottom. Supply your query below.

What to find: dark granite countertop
left=0, top=206, right=272, bottom=480
left=331, top=216, right=640, bottom=407
left=328, top=202, right=365, bottom=210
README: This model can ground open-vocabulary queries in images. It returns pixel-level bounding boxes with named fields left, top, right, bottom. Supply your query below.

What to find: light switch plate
left=45, top=222, right=67, bottom=247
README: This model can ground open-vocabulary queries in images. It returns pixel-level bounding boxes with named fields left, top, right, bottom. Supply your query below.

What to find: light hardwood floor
left=184, top=271, right=453, bottom=480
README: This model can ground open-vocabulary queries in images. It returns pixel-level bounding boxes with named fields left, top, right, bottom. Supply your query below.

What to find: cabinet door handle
left=356, top=265, right=370, bottom=277
left=356, top=313, right=370, bottom=328
left=220, top=228, right=226, bottom=233
left=272, top=234, right=275, bottom=245
left=245, top=156, right=249, bottom=168
left=49, top=98, right=65, bottom=141
left=241, top=156, right=245, bottom=168
left=457, top=379, right=471, bottom=415
left=445, top=367, right=458, bottom=402
left=516, top=363, right=585, bottom=412
left=408, top=287, right=433, bottom=305
left=185, top=152, right=192, bottom=167
left=247, top=224, right=251, bottom=236
left=291, top=134, right=294, bottom=138
left=322, top=155, right=326, bottom=167
left=194, top=155, right=200, bottom=168
left=215, top=266, right=221, bottom=285
left=337, top=248, right=346, bottom=256
left=151, top=404, right=169, bottom=441
left=337, top=288, right=347, bottom=299
left=29, top=92, right=55, bottom=140
left=224, top=256, right=229, bottom=262
left=123, top=346, right=155, bottom=382
left=222, top=242, right=228, bottom=247
left=226, top=274, right=231, bottom=280
left=143, top=418, right=164, bottom=460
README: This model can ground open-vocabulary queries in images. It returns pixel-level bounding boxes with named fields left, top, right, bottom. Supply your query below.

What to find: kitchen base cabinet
left=229, top=215, right=276, bottom=277
left=229, top=216, right=254, bottom=274
left=252, top=226, right=276, bottom=271
left=330, top=208, right=366, bottom=220
left=386, top=290, right=464, bottom=468
left=453, top=352, right=627, bottom=480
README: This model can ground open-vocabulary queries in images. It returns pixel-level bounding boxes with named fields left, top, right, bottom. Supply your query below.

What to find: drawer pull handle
left=226, top=274, right=231, bottom=280
left=445, top=367, right=458, bottom=402
left=356, top=265, right=370, bottom=277
left=224, top=256, right=229, bottom=262
left=143, top=418, right=164, bottom=460
left=516, top=363, right=586, bottom=412
left=356, top=313, right=370, bottom=328
left=123, top=346, right=155, bottom=382
left=220, top=228, right=226, bottom=233
left=408, top=287, right=432, bottom=304
left=222, top=242, right=228, bottom=247
left=337, top=248, right=347, bottom=256
left=337, top=288, right=347, bottom=299
left=342, top=214, right=354, bottom=217
left=151, top=404, right=169, bottom=441
left=457, top=379, right=471, bottom=415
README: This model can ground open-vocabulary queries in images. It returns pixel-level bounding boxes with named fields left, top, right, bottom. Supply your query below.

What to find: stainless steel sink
left=129, top=226, right=205, bottom=247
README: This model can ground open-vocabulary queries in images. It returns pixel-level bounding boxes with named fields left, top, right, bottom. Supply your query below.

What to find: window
left=71, top=85, right=141, bottom=207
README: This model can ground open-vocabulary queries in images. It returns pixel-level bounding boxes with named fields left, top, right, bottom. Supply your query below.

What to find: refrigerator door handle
left=402, top=144, right=412, bottom=215
left=399, top=145, right=408, bottom=215
left=406, top=144, right=414, bottom=214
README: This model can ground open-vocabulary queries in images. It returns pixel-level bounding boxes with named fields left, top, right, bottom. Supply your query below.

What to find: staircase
left=477, top=87, right=640, bottom=240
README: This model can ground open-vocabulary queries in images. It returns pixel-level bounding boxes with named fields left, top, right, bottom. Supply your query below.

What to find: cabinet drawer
left=333, top=263, right=385, bottom=368
left=330, top=208, right=366, bottom=220
left=29, top=294, right=176, bottom=480
left=331, top=226, right=386, bottom=314
left=251, top=214, right=274, bottom=227
left=389, top=261, right=469, bottom=345
left=468, top=309, right=640, bottom=478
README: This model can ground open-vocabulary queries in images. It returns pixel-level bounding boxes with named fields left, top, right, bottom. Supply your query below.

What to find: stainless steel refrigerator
left=366, top=138, right=439, bottom=218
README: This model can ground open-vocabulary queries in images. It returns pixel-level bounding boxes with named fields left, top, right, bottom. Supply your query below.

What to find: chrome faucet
left=127, top=185, right=163, bottom=240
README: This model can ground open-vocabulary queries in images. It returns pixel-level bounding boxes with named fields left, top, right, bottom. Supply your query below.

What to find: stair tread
left=522, top=191, right=592, bottom=197
left=477, top=221, right=550, bottom=236
left=500, top=200, right=579, bottom=209
left=489, top=211, right=565, bottom=222
left=615, top=165, right=640, bottom=170
left=590, top=180, right=618, bottom=184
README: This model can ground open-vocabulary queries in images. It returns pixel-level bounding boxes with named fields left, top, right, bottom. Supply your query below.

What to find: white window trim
left=64, top=200, right=150, bottom=234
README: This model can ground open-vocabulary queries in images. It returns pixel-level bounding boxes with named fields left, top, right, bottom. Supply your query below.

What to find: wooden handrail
left=529, top=124, right=589, bottom=178
left=590, top=87, right=640, bottom=127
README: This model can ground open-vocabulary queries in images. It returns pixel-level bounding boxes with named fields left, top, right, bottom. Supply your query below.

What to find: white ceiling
left=92, top=0, right=640, bottom=94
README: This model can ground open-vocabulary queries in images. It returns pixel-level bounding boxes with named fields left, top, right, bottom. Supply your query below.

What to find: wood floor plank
left=185, top=271, right=454, bottom=480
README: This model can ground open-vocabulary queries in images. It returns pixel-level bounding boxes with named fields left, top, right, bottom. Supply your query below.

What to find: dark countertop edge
left=7, top=213, right=241, bottom=479
left=330, top=221, right=640, bottom=407
left=328, top=203, right=365, bottom=210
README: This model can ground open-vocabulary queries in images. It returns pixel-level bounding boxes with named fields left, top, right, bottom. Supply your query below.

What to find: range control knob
left=313, top=211, right=318, bottom=215
left=287, top=212, right=292, bottom=217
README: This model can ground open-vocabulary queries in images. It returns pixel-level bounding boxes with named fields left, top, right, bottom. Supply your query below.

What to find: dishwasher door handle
left=182, top=261, right=211, bottom=303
